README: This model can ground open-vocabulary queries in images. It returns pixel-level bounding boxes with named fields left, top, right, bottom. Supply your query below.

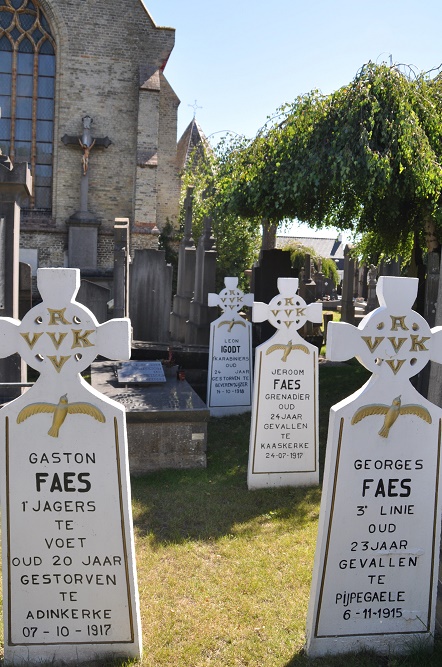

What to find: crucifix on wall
left=61, top=116, right=112, bottom=269
left=61, top=116, right=112, bottom=223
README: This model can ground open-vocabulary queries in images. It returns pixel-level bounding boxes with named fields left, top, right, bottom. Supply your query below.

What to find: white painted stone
left=206, top=277, right=254, bottom=416
left=306, top=276, right=442, bottom=657
left=0, top=268, right=142, bottom=665
left=247, top=278, right=322, bottom=489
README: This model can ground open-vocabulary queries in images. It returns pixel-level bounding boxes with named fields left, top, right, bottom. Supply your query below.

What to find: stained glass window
left=0, top=0, right=55, bottom=212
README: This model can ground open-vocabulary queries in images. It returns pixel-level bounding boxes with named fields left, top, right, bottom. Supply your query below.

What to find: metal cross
left=188, top=100, right=202, bottom=118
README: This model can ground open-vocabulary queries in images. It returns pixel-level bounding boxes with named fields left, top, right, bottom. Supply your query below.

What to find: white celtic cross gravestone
left=0, top=268, right=142, bottom=665
left=306, top=276, right=442, bottom=657
left=206, top=277, right=254, bottom=416
left=247, top=278, right=322, bottom=489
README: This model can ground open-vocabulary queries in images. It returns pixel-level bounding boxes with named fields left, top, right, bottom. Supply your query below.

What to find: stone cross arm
left=208, top=277, right=254, bottom=313
left=252, top=278, right=322, bottom=333
left=0, top=269, right=130, bottom=379
left=253, top=300, right=322, bottom=324
left=61, top=134, right=112, bottom=148
left=327, top=276, right=442, bottom=380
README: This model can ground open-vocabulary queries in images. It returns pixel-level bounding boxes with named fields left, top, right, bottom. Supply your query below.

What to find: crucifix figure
left=61, top=116, right=111, bottom=222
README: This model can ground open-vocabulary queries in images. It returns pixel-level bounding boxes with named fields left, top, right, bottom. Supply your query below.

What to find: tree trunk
left=261, top=218, right=277, bottom=250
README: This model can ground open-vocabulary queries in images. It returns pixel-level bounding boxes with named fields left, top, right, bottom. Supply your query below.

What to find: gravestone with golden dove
left=0, top=268, right=142, bottom=665
left=247, top=277, right=322, bottom=489
left=206, top=277, right=254, bottom=416
left=306, top=276, right=442, bottom=657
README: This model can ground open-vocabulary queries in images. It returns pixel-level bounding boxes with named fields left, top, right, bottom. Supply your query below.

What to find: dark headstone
left=130, top=249, right=173, bottom=342
left=340, top=245, right=355, bottom=324
left=77, top=280, right=111, bottom=323
left=170, top=187, right=196, bottom=342
left=113, top=218, right=130, bottom=318
left=18, top=262, right=32, bottom=320
left=185, top=215, right=218, bottom=346
left=251, top=249, right=296, bottom=346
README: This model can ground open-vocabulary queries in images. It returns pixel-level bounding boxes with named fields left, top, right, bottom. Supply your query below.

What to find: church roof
left=177, top=118, right=212, bottom=172
left=276, top=235, right=345, bottom=263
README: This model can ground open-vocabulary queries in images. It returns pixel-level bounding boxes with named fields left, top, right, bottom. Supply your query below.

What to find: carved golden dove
left=17, top=393, right=106, bottom=438
left=351, top=395, right=431, bottom=438
left=218, top=319, right=247, bottom=332
left=266, top=340, right=310, bottom=362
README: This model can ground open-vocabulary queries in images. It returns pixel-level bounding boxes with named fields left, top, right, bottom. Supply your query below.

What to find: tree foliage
left=223, top=62, right=442, bottom=256
left=282, top=242, right=340, bottom=285
left=180, top=139, right=261, bottom=290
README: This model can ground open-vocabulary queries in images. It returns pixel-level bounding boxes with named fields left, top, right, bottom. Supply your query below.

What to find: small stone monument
left=62, top=116, right=112, bottom=270
left=207, top=277, right=254, bottom=416
left=170, top=186, right=196, bottom=342
left=366, top=263, right=379, bottom=313
left=306, top=276, right=442, bottom=657
left=0, top=268, right=142, bottom=664
left=247, top=278, right=322, bottom=489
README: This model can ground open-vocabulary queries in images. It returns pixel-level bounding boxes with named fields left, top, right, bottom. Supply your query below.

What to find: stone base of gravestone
left=91, top=361, right=209, bottom=472
left=67, top=220, right=101, bottom=270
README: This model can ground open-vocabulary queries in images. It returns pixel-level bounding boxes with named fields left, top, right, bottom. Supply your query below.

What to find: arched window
left=0, top=0, right=55, bottom=211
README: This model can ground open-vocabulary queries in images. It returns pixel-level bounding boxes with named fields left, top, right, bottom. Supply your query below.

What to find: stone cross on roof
left=327, top=276, right=442, bottom=380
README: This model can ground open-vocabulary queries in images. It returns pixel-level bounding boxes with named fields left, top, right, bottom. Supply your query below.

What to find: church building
left=0, top=0, right=181, bottom=289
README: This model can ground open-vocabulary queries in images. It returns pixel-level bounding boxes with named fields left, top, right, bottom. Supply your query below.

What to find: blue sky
left=144, top=0, right=442, bottom=237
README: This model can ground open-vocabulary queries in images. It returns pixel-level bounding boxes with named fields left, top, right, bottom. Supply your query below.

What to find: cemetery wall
left=20, top=0, right=180, bottom=273
left=20, top=231, right=65, bottom=269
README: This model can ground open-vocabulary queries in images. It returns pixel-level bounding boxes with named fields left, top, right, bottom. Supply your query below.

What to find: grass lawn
left=128, top=360, right=442, bottom=667
left=2, top=360, right=442, bottom=666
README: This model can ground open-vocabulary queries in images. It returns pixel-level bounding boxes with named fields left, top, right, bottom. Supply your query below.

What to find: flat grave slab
left=117, top=360, right=166, bottom=384
left=92, top=361, right=209, bottom=473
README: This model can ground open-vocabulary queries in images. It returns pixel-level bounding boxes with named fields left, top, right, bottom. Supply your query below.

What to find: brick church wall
left=21, top=0, right=180, bottom=273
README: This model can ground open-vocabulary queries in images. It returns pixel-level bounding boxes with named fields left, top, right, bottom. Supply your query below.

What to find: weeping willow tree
left=282, top=241, right=340, bottom=286
left=223, top=62, right=442, bottom=262
left=178, top=137, right=262, bottom=291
